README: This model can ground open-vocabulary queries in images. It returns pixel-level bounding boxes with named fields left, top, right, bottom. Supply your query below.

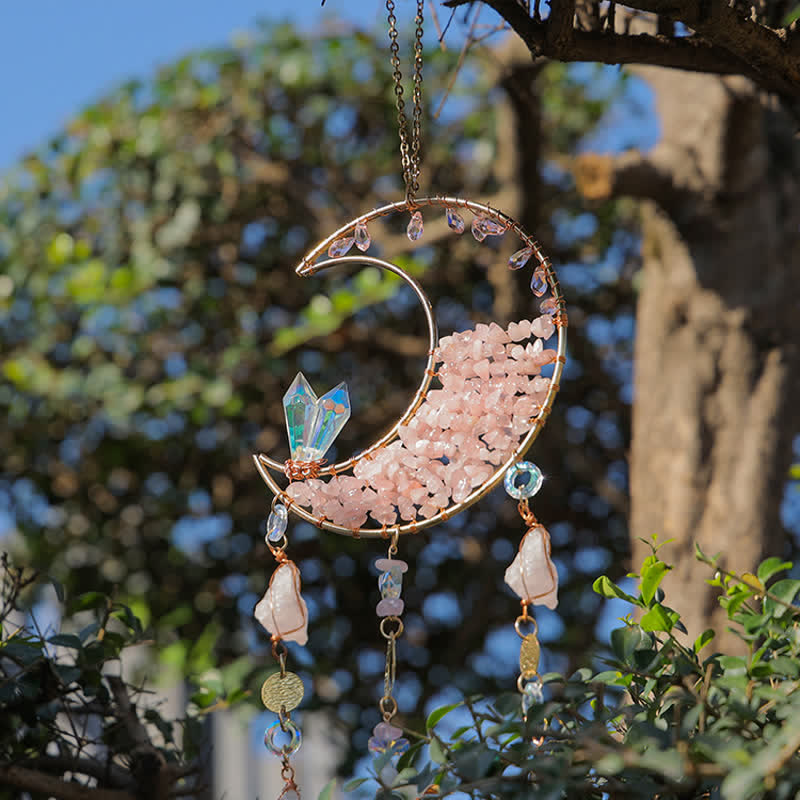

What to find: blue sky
left=0, top=1, right=398, bottom=169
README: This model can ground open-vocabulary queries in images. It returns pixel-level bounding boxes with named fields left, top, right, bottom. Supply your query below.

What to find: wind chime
left=252, top=3, right=567, bottom=796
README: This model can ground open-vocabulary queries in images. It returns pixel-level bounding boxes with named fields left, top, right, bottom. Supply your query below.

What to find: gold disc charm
left=261, top=671, right=304, bottom=713
left=520, top=633, right=541, bottom=679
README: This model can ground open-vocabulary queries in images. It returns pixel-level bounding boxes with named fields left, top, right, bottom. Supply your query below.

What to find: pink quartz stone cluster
left=284, top=317, right=557, bottom=528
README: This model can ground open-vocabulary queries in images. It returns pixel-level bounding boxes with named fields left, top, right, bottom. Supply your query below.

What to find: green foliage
left=0, top=554, right=210, bottom=796
left=352, top=547, right=800, bottom=799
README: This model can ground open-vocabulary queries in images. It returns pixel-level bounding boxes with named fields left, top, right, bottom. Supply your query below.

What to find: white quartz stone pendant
left=504, top=525, right=558, bottom=609
left=254, top=560, right=309, bottom=645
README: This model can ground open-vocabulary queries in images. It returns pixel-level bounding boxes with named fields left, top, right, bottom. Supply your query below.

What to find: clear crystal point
left=407, top=211, right=424, bottom=241
left=446, top=207, right=465, bottom=234
left=328, top=235, right=355, bottom=257
left=283, top=373, right=318, bottom=460
left=530, top=267, right=548, bottom=297
left=302, top=381, right=351, bottom=461
left=354, top=221, right=371, bottom=252
left=282, top=373, right=351, bottom=460
left=509, top=246, right=533, bottom=270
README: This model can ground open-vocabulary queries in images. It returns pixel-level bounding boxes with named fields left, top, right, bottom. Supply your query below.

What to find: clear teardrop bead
left=446, top=207, right=465, bottom=234
left=328, top=236, right=355, bottom=257
left=530, top=268, right=548, bottom=297
left=407, top=211, right=424, bottom=241
left=509, top=247, right=533, bottom=270
left=354, top=221, right=371, bottom=252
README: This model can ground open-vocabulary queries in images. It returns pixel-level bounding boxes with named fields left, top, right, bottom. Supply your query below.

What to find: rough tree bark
left=576, top=69, right=800, bottom=645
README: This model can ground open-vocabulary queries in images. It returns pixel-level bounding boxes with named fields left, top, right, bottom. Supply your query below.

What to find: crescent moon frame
left=254, top=196, right=567, bottom=539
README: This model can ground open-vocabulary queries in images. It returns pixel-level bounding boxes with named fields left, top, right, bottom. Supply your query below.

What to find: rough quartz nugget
left=254, top=561, right=309, bottom=645
left=504, top=525, right=558, bottom=609
left=376, top=597, right=405, bottom=616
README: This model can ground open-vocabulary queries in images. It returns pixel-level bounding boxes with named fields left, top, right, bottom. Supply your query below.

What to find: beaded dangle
left=250, top=0, right=567, bottom=791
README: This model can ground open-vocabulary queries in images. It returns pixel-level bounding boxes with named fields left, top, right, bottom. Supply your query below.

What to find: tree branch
left=0, top=765, right=134, bottom=800
left=443, top=0, right=800, bottom=102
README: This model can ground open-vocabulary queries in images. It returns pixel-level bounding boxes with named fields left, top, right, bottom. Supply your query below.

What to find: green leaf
left=592, top=575, right=638, bottom=604
left=610, top=624, right=644, bottom=660
left=47, top=633, right=83, bottom=649
left=426, top=702, right=461, bottom=730
left=757, top=557, right=792, bottom=584
left=429, top=736, right=447, bottom=765
left=765, top=578, right=800, bottom=617
left=640, top=604, right=678, bottom=632
left=693, top=628, right=715, bottom=653
left=343, top=778, right=369, bottom=792
left=640, top=560, right=671, bottom=605
left=317, top=778, right=337, bottom=800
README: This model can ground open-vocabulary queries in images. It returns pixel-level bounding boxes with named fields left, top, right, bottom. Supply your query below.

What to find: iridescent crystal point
left=407, top=211, right=424, bottom=242
left=304, top=382, right=351, bottom=461
left=282, top=372, right=351, bottom=460
left=283, top=373, right=318, bottom=460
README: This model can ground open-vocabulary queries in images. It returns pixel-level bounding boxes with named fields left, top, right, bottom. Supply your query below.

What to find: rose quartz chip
left=531, top=315, right=555, bottom=340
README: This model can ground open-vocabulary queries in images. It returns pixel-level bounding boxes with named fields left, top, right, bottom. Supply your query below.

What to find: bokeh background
left=2, top=1, right=799, bottom=796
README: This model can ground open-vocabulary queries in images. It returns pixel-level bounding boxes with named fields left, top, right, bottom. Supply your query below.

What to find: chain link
left=386, top=0, right=425, bottom=207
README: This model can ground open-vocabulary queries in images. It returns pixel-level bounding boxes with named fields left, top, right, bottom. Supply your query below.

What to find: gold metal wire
left=253, top=196, right=567, bottom=539
left=387, top=0, right=425, bottom=205
left=380, top=614, right=403, bottom=721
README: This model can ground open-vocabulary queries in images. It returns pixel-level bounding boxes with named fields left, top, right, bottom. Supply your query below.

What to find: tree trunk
left=621, top=69, right=800, bottom=648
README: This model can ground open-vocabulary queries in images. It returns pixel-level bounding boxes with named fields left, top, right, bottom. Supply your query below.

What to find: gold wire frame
left=253, top=196, right=568, bottom=539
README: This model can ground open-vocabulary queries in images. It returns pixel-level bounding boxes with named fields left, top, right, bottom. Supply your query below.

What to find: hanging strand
left=386, top=0, right=425, bottom=207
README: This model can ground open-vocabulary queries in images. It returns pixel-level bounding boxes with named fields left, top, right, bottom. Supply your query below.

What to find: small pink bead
left=377, top=597, right=405, bottom=617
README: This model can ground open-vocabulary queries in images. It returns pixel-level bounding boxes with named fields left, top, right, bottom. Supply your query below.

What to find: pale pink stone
left=286, top=482, right=311, bottom=504
left=254, top=562, right=308, bottom=645
left=377, top=597, right=404, bottom=617
left=531, top=315, right=555, bottom=340
left=504, top=525, right=558, bottom=609
left=418, top=502, right=438, bottom=519
left=510, top=344, right=525, bottom=360
left=514, top=397, right=538, bottom=416
left=487, top=322, right=509, bottom=343
left=397, top=497, right=417, bottom=521
left=474, top=359, right=490, bottom=381
left=370, top=505, right=398, bottom=525
left=517, top=319, right=532, bottom=338
left=451, top=470, right=471, bottom=503
left=471, top=340, right=482, bottom=361
left=507, top=322, right=521, bottom=341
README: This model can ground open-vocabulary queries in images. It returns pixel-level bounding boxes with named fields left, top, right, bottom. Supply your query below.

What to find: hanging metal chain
left=387, top=0, right=425, bottom=207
